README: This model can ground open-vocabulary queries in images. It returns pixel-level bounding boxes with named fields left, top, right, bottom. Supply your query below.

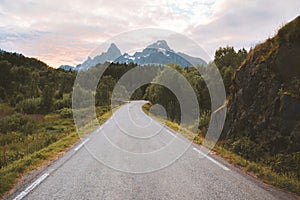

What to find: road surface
left=9, top=101, right=296, bottom=200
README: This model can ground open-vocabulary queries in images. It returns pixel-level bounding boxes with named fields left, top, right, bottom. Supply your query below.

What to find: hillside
left=0, top=51, right=76, bottom=109
left=223, top=16, right=300, bottom=178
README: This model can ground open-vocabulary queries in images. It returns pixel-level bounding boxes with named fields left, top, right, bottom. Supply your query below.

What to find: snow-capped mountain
left=115, top=40, right=206, bottom=67
left=60, top=40, right=207, bottom=71
left=75, top=43, right=121, bottom=71
left=146, top=40, right=173, bottom=52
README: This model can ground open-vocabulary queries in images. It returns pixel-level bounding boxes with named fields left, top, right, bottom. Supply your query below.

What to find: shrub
left=54, top=98, right=71, bottom=110
left=16, top=98, right=41, bottom=114
left=270, top=152, right=300, bottom=179
left=198, top=110, right=211, bottom=130
left=0, top=103, right=14, bottom=117
left=58, top=108, right=73, bottom=118
left=0, top=113, right=36, bottom=135
left=230, top=137, right=265, bottom=161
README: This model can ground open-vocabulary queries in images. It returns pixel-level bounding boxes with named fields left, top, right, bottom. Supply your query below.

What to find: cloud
left=0, top=0, right=172, bottom=66
left=0, top=0, right=299, bottom=67
left=188, top=0, right=300, bottom=58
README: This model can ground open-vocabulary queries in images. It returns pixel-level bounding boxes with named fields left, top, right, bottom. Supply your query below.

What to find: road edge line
left=193, top=147, right=230, bottom=171
left=13, top=173, right=49, bottom=200
left=74, top=138, right=90, bottom=151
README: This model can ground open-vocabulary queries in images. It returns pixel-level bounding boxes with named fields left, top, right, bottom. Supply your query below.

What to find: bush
left=270, top=152, right=300, bottom=179
left=0, top=113, right=36, bottom=135
left=16, top=98, right=41, bottom=114
left=198, top=110, right=211, bottom=130
left=15, top=94, right=24, bottom=104
left=0, top=103, right=14, bottom=117
left=230, top=137, right=265, bottom=161
left=54, top=98, right=71, bottom=110
left=58, top=108, right=73, bottom=118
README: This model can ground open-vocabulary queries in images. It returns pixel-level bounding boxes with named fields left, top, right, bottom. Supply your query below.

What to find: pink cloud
left=0, top=0, right=299, bottom=67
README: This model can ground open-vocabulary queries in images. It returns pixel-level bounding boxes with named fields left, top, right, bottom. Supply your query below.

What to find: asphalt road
left=9, top=101, right=297, bottom=200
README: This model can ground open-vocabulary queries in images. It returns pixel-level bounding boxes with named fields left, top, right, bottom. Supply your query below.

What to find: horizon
left=0, top=0, right=299, bottom=68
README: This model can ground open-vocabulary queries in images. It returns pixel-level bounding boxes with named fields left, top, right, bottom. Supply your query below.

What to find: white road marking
left=167, top=130, right=177, bottom=138
left=193, top=147, right=230, bottom=171
left=14, top=135, right=91, bottom=199
left=74, top=138, right=90, bottom=151
left=153, top=120, right=160, bottom=126
left=13, top=173, right=49, bottom=200
left=96, top=126, right=103, bottom=132
left=104, top=120, right=109, bottom=126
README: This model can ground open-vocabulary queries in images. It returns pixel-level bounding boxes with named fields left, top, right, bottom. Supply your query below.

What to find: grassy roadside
left=211, top=145, right=300, bottom=195
left=0, top=132, right=79, bottom=197
left=0, top=106, right=113, bottom=198
left=142, top=103, right=300, bottom=196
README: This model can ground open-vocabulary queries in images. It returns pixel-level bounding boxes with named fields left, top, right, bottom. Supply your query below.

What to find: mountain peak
left=75, top=43, right=121, bottom=70
left=147, top=40, right=172, bottom=51
left=75, top=40, right=207, bottom=70
left=107, top=43, right=121, bottom=55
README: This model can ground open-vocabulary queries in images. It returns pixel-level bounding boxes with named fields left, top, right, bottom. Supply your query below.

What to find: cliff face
left=223, top=16, right=300, bottom=154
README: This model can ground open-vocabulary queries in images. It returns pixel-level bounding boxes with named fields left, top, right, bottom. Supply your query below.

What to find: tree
left=144, top=66, right=184, bottom=122
left=214, top=46, right=247, bottom=70
left=30, top=72, right=40, bottom=98
left=40, top=85, right=54, bottom=114
left=214, top=46, right=237, bottom=70
left=236, top=48, right=248, bottom=66
left=95, top=76, right=116, bottom=106
left=0, top=61, right=12, bottom=92
left=214, top=46, right=247, bottom=93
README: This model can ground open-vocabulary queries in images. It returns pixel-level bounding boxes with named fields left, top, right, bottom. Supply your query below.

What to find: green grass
left=142, top=103, right=199, bottom=141
left=0, top=132, right=79, bottom=196
left=142, top=103, right=300, bottom=196
left=212, top=145, right=299, bottom=193
left=0, top=105, right=113, bottom=198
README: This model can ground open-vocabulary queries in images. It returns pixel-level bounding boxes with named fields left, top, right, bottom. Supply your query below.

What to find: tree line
left=2, top=46, right=298, bottom=180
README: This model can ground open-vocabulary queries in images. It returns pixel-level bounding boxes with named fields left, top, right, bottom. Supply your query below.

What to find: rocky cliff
left=223, top=16, right=300, bottom=154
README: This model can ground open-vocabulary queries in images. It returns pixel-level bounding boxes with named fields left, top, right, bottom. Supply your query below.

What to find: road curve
left=9, top=101, right=297, bottom=200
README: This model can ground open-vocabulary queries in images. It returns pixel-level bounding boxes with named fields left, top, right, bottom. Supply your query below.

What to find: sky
left=0, top=0, right=299, bottom=68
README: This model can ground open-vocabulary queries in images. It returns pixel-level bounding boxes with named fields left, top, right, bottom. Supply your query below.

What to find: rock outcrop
left=223, top=16, right=300, bottom=154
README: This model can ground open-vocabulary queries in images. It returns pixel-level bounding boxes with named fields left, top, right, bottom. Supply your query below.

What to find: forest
left=0, top=47, right=246, bottom=175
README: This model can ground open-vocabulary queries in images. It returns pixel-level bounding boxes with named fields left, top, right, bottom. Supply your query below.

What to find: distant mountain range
left=59, top=40, right=207, bottom=71
left=59, top=65, right=75, bottom=71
